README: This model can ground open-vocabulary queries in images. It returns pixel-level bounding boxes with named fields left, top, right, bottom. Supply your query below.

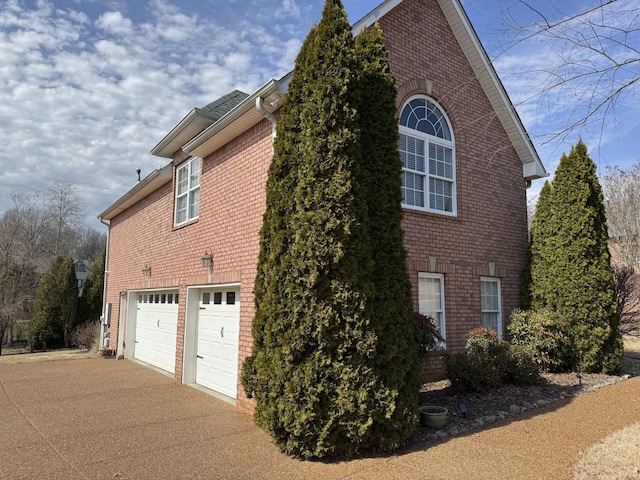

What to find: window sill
left=402, top=204, right=457, bottom=217
left=173, top=218, right=199, bottom=231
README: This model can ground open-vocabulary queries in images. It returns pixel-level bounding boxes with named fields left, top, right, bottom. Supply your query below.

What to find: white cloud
left=0, top=0, right=314, bottom=227
left=96, top=11, right=133, bottom=36
left=278, top=0, right=301, bottom=18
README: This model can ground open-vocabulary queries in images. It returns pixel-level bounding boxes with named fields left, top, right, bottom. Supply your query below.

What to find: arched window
left=399, top=97, right=456, bottom=214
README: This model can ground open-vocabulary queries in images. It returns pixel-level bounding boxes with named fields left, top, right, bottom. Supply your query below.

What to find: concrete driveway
left=1, top=354, right=639, bottom=479
left=0, top=355, right=399, bottom=480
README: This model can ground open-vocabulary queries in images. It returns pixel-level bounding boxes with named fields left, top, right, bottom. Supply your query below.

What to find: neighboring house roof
left=99, top=0, right=547, bottom=222
left=74, top=260, right=90, bottom=278
left=74, top=260, right=90, bottom=296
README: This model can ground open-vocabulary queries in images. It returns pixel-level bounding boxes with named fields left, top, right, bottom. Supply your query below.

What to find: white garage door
left=135, top=291, right=179, bottom=374
left=196, top=288, right=240, bottom=398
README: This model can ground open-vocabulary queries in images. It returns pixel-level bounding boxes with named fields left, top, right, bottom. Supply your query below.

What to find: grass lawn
left=572, top=334, right=640, bottom=479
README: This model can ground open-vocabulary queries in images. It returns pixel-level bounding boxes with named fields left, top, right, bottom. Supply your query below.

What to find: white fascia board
left=182, top=79, right=282, bottom=159
left=150, top=108, right=218, bottom=158
left=438, top=0, right=548, bottom=180
left=351, top=0, right=404, bottom=34
left=98, top=163, right=173, bottom=221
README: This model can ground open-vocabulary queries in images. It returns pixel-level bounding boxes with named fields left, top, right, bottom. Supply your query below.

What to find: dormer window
left=399, top=97, right=456, bottom=215
left=175, top=157, right=200, bottom=226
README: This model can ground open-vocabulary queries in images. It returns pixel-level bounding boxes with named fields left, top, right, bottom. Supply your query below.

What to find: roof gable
left=355, top=0, right=546, bottom=180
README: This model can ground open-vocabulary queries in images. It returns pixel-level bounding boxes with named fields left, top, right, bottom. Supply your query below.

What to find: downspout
left=98, top=216, right=110, bottom=350
left=255, top=97, right=277, bottom=138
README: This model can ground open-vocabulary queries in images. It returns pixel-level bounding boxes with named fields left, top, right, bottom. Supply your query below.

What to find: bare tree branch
left=493, top=0, right=640, bottom=145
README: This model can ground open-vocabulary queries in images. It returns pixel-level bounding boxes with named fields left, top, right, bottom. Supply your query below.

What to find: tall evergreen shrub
left=525, top=141, right=622, bottom=372
left=522, top=180, right=552, bottom=309
left=242, top=0, right=409, bottom=458
left=28, top=255, right=78, bottom=349
left=78, top=249, right=105, bottom=323
left=355, top=24, right=420, bottom=448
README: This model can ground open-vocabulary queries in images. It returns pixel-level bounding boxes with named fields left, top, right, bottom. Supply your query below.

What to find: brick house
left=98, top=0, right=547, bottom=412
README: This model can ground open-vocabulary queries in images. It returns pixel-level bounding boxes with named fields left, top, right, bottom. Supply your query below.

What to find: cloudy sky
left=1, top=0, right=638, bottom=230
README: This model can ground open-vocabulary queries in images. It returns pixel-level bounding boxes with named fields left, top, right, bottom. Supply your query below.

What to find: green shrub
left=505, top=345, right=541, bottom=385
left=465, top=327, right=509, bottom=357
left=445, top=352, right=500, bottom=393
left=241, top=1, right=418, bottom=458
left=508, top=309, right=576, bottom=372
left=445, top=327, right=540, bottom=392
left=446, top=328, right=507, bottom=392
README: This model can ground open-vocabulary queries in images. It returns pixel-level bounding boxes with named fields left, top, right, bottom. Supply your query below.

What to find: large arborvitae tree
left=528, top=141, right=622, bottom=372
left=28, top=255, right=78, bottom=349
left=242, top=0, right=419, bottom=458
left=522, top=180, right=553, bottom=309
left=355, top=24, right=420, bottom=448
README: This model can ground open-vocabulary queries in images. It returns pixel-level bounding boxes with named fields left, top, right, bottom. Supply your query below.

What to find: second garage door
left=196, top=288, right=240, bottom=398
left=134, top=291, right=179, bottom=374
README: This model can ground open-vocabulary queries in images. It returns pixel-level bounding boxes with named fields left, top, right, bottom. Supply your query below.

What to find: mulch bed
left=406, top=354, right=640, bottom=448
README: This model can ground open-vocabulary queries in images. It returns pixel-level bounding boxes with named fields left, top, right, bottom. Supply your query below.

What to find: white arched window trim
left=398, top=96, right=457, bottom=216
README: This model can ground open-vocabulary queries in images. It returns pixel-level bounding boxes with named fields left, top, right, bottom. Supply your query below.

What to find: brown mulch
left=408, top=354, right=640, bottom=448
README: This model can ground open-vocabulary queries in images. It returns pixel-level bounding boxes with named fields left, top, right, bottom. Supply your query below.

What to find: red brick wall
left=104, top=0, right=530, bottom=412
left=379, top=0, right=529, bottom=353
left=106, top=119, right=272, bottom=412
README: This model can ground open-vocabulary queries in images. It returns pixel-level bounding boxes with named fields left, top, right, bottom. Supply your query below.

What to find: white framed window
left=481, top=277, right=502, bottom=338
left=174, top=157, right=200, bottom=226
left=399, top=96, right=456, bottom=215
left=418, top=273, right=445, bottom=341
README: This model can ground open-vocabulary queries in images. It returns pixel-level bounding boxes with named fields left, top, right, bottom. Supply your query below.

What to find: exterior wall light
left=142, top=265, right=152, bottom=277
left=201, top=252, right=214, bottom=271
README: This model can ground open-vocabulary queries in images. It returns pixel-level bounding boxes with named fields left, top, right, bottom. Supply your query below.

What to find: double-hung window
left=399, top=97, right=456, bottom=214
left=174, top=157, right=200, bottom=226
left=419, top=273, right=445, bottom=341
left=480, top=277, right=502, bottom=337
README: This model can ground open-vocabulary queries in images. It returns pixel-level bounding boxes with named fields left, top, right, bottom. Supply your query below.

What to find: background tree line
left=602, top=161, right=640, bottom=335
left=0, top=183, right=106, bottom=354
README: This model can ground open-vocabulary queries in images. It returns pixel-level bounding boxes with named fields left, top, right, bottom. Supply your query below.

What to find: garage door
left=196, top=288, right=240, bottom=398
left=135, top=290, right=179, bottom=374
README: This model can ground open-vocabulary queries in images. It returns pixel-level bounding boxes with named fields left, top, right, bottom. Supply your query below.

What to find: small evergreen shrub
left=445, top=328, right=506, bottom=392
left=508, top=309, right=576, bottom=372
left=505, top=345, right=541, bottom=385
left=445, top=327, right=540, bottom=392
left=445, top=352, right=500, bottom=393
